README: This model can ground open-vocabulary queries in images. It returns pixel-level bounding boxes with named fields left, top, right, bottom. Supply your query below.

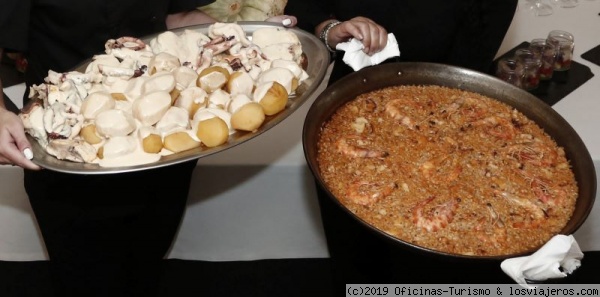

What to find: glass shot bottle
left=528, top=38, right=556, bottom=80
left=514, top=48, right=542, bottom=90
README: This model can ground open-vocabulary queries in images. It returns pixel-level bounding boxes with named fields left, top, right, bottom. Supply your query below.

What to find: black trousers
left=24, top=160, right=197, bottom=297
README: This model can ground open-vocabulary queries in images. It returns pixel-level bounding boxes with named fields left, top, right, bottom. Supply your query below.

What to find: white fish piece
left=208, top=22, right=252, bottom=46
left=98, top=64, right=136, bottom=78
left=19, top=102, right=48, bottom=147
left=46, top=139, right=97, bottom=163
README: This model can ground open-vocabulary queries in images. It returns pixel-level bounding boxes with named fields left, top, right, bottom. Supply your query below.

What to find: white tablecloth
left=1, top=0, right=600, bottom=261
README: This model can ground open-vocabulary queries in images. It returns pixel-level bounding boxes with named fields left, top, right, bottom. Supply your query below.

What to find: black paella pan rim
left=302, top=62, right=596, bottom=261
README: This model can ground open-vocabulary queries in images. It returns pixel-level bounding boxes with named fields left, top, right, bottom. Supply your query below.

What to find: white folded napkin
left=501, top=234, right=583, bottom=288
left=335, top=33, right=400, bottom=71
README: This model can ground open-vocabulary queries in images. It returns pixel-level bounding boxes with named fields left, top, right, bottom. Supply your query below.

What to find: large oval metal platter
left=27, top=22, right=330, bottom=174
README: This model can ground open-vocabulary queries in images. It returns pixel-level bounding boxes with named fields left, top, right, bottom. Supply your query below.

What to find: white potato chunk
left=95, top=109, right=136, bottom=137
left=174, top=86, right=209, bottom=118
left=148, top=52, right=181, bottom=74
left=226, top=71, right=254, bottom=96
left=100, top=136, right=138, bottom=159
left=155, top=106, right=190, bottom=133
left=80, top=91, right=115, bottom=120
left=132, top=91, right=172, bottom=126
left=142, top=72, right=176, bottom=94
left=173, top=66, right=199, bottom=89
left=197, top=66, right=230, bottom=93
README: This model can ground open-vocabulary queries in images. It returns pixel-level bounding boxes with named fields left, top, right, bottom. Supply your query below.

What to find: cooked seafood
left=317, top=85, right=578, bottom=256
left=20, top=23, right=308, bottom=167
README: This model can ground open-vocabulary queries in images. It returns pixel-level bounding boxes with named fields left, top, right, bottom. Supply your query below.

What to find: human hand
left=327, top=17, right=388, bottom=56
left=0, top=108, right=40, bottom=170
left=265, top=15, right=297, bottom=27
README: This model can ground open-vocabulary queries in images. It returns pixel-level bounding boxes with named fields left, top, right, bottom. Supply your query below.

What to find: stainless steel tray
left=28, top=22, right=330, bottom=174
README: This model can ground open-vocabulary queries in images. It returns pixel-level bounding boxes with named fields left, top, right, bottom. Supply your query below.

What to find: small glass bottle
left=529, top=38, right=556, bottom=80
left=515, top=48, right=542, bottom=90
left=496, top=58, right=524, bottom=88
left=547, top=30, right=575, bottom=71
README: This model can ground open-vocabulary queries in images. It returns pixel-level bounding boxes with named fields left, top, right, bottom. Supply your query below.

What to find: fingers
left=0, top=111, right=41, bottom=170
left=332, top=17, right=388, bottom=56
left=0, top=145, right=40, bottom=170
left=0, top=135, right=40, bottom=170
left=265, top=15, right=297, bottom=27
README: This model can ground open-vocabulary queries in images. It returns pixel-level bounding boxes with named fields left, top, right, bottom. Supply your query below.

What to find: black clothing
left=285, top=0, right=518, bottom=287
left=286, top=0, right=518, bottom=83
left=1, top=0, right=203, bottom=90
left=25, top=161, right=197, bottom=296
left=0, top=0, right=210, bottom=296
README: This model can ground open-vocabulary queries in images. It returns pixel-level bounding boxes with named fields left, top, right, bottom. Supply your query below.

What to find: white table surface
left=1, top=0, right=600, bottom=261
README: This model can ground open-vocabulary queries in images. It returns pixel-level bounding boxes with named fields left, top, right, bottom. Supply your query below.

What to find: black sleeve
left=168, top=0, right=216, bottom=14
left=285, top=0, right=335, bottom=34
left=447, top=0, right=518, bottom=74
left=0, top=0, right=31, bottom=52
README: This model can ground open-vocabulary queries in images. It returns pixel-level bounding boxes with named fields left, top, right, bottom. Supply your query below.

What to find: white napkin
left=335, top=33, right=400, bottom=71
left=501, top=234, right=583, bottom=288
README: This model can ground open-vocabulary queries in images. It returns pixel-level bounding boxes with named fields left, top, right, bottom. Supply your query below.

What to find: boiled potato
left=226, top=71, right=254, bottom=96
left=142, top=134, right=163, bottom=153
left=174, top=87, right=208, bottom=118
left=80, top=91, right=115, bottom=120
left=79, top=124, right=103, bottom=145
left=170, top=88, right=181, bottom=105
left=254, top=81, right=288, bottom=116
left=197, top=66, right=230, bottom=93
left=163, top=132, right=201, bottom=153
left=196, top=117, right=229, bottom=147
left=110, top=92, right=128, bottom=101
left=231, top=102, right=265, bottom=132
left=256, top=67, right=296, bottom=94
left=143, top=72, right=176, bottom=94
left=97, top=146, right=104, bottom=159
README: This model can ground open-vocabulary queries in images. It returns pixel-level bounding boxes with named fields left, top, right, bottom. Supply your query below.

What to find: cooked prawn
left=412, top=197, right=460, bottom=232
left=507, top=138, right=561, bottom=168
left=447, top=96, right=487, bottom=122
left=346, top=181, right=397, bottom=206
left=385, top=99, right=416, bottom=129
left=474, top=115, right=516, bottom=140
left=336, top=136, right=388, bottom=158
left=499, top=191, right=547, bottom=228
